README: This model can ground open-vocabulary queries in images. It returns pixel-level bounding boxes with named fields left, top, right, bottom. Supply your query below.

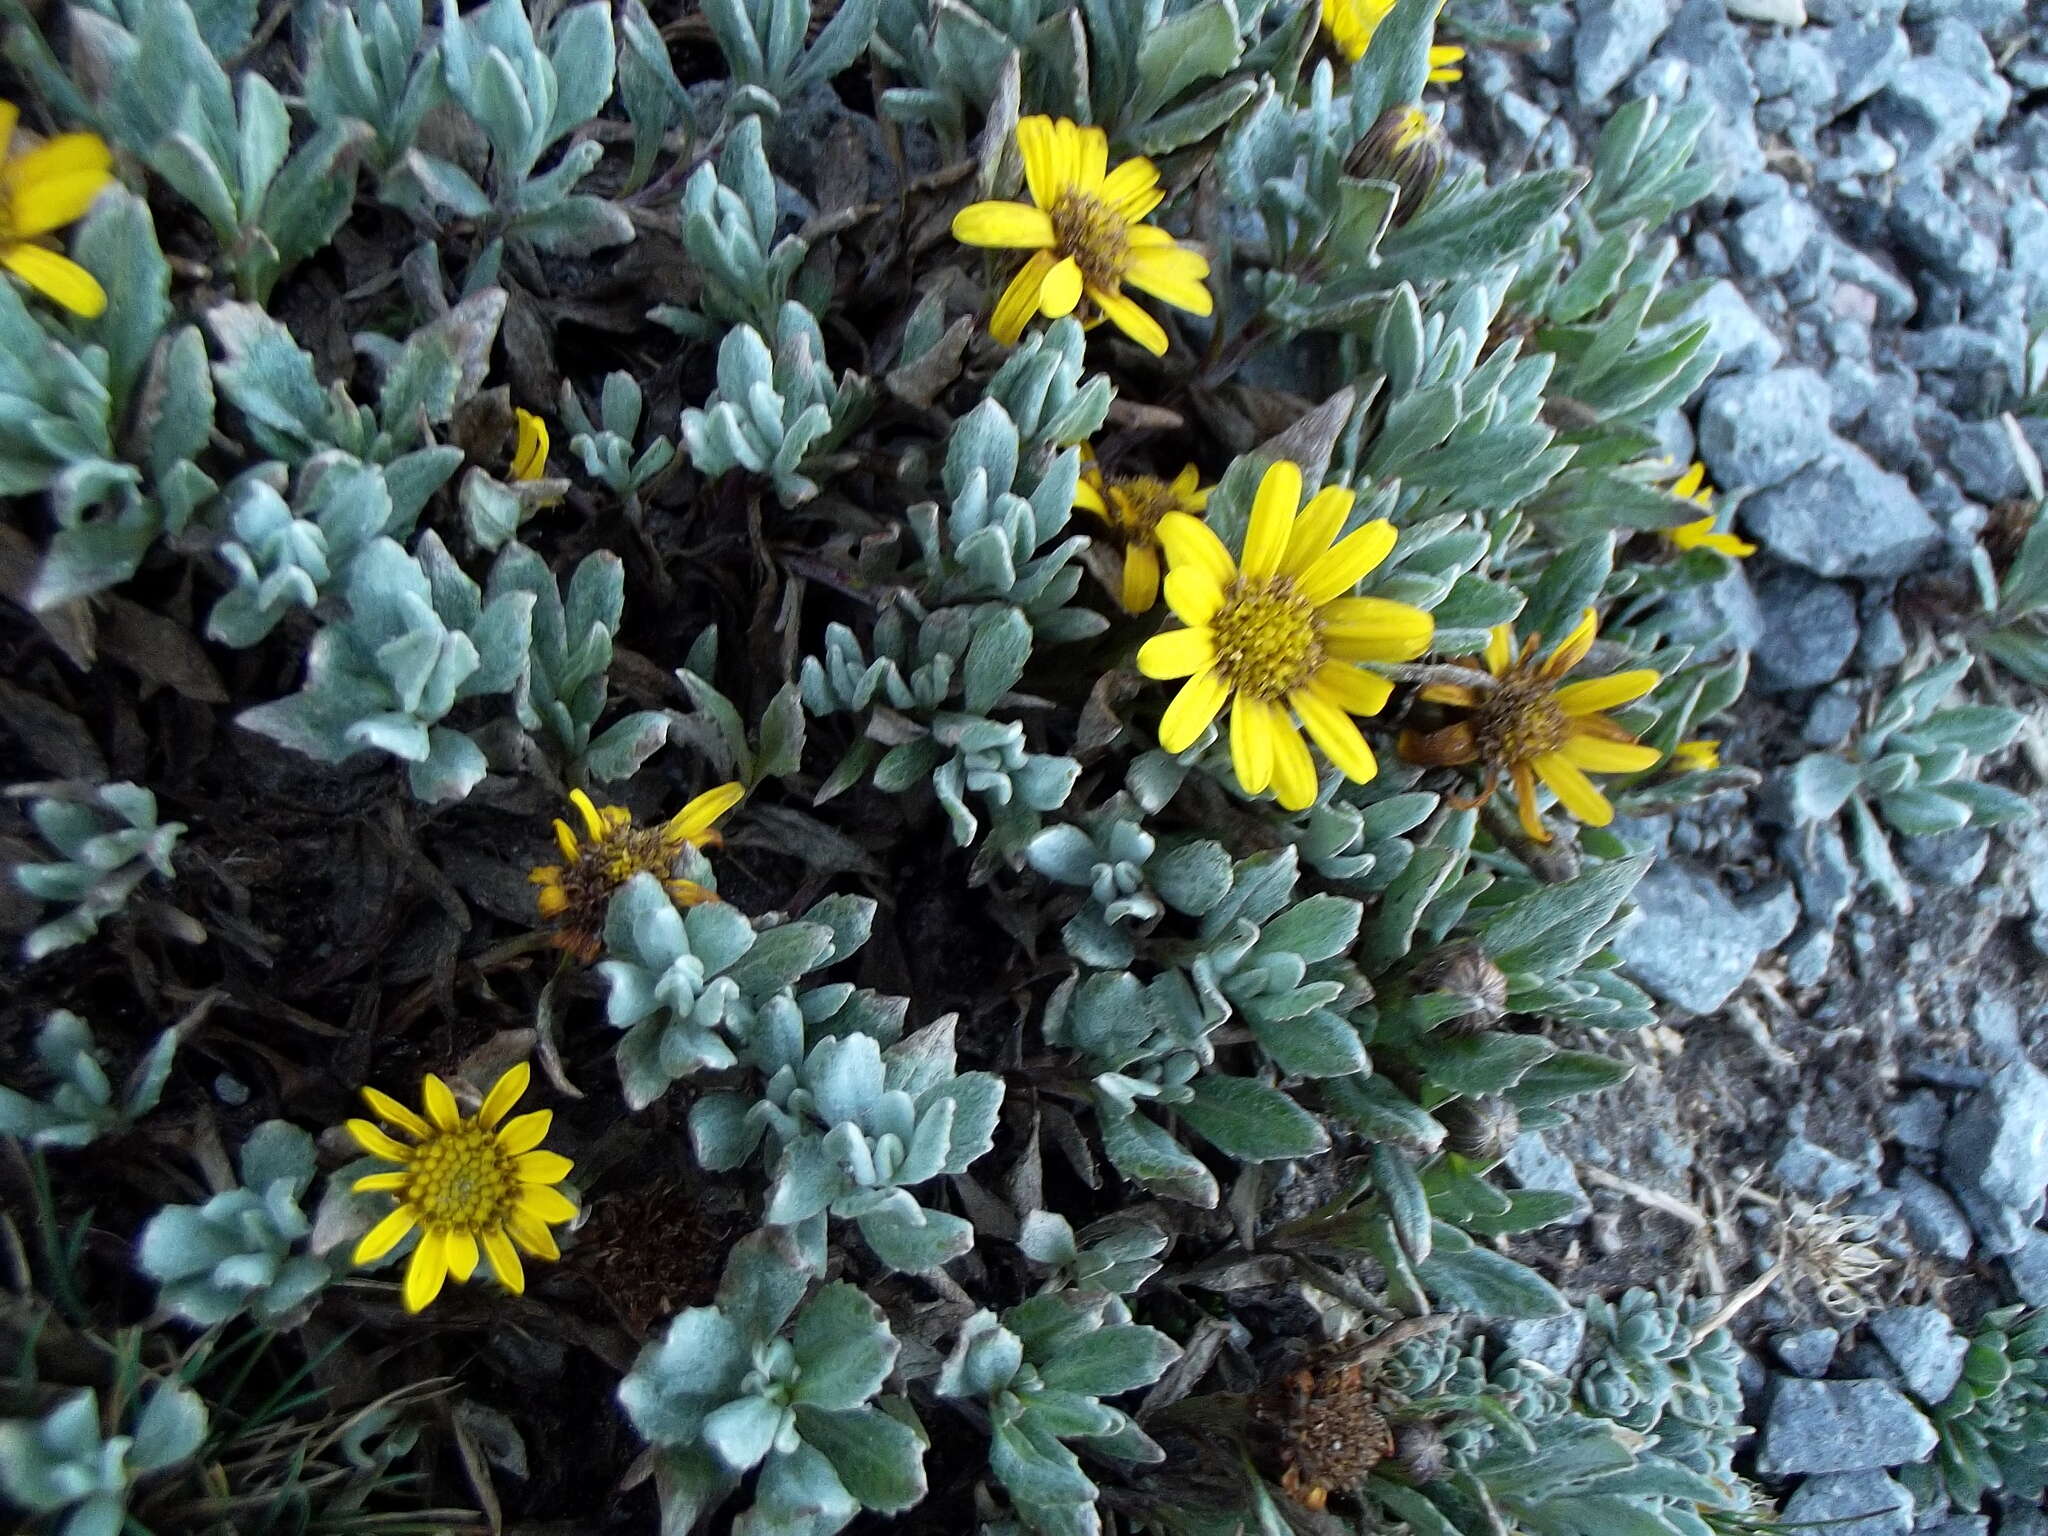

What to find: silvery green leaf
left=72, top=191, right=169, bottom=417
left=755, top=683, right=807, bottom=782
left=544, top=2, right=617, bottom=145
left=790, top=1284, right=896, bottom=1410
left=1096, top=1102, right=1217, bottom=1207
left=207, top=303, right=335, bottom=462
left=739, top=1441, right=858, bottom=1536
left=1414, top=1222, right=1568, bottom=1319
left=790, top=1402, right=926, bottom=1514
left=619, top=1307, right=750, bottom=1445
left=1878, top=787, right=1973, bottom=838
left=856, top=1201, right=973, bottom=1273
left=1128, top=0, right=1238, bottom=123
left=515, top=195, right=637, bottom=255
left=407, top=725, right=489, bottom=803
left=127, top=1379, right=206, bottom=1472
left=1177, top=1075, right=1327, bottom=1163
left=586, top=712, right=672, bottom=781
left=702, top=1395, right=784, bottom=1473
left=1784, top=753, right=1864, bottom=825
left=1247, top=1008, right=1366, bottom=1079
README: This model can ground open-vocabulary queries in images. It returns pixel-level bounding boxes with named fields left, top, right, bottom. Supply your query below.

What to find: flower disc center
left=1212, top=579, right=1323, bottom=700
left=1104, top=477, right=1177, bottom=541
left=1051, top=191, right=1130, bottom=289
left=1476, top=674, right=1570, bottom=763
left=410, top=1128, right=517, bottom=1229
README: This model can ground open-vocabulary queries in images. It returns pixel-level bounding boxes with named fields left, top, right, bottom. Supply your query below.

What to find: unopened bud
left=1346, top=106, right=1448, bottom=227
left=1438, top=1095, right=1521, bottom=1165
left=1418, top=944, right=1509, bottom=1036
left=1390, top=1420, right=1450, bottom=1484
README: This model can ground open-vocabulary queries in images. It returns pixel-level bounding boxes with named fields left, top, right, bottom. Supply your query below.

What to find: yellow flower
left=1664, top=461, right=1755, bottom=558
left=0, top=101, right=114, bottom=317
left=1075, top=454, right=1212, bottom=612
left=1320, top=0, right=1466, bottom=80
left=1399, top=610, right=1662, bottom=844
left=348, top=1063, right=577, bottom=1313
left=529, top=784, right=742, bottom=962
left=1673, top=738, right=1721, bottom=771
left=951, top=115, right=1212, bottom=356
left=510, top=408, right=550, bottom=481
left=1136, top=459, right=1435, bottom=812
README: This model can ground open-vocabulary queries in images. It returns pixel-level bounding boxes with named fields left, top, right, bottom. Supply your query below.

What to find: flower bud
left=1346, top=106, right=1448, bottom=227
left=1437, top=1095, right=1521, bottom=1165
left=1389, top=1420, right=1450, bottom=1484
left=1418, top=944, right=1509, bottom=1037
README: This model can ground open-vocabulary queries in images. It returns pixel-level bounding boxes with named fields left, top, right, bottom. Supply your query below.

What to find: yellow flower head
left=1399, top=610, right=1662, bottom=844
left=1664, top=461, right=1755, bottom=558
left=1320, top=0, right=1466, bottom=80
left=510, top=408, right=550, bottom=481
left=1137, top=459, right=1435, bottom=812
left=528, top=784, right=742, bottom=962
left=1075, top=454, right=1212, bottom=612
left=1673, top=738, right=1721, bottom=772
left=951, top=115, right=1212, bottom=356
left=348, top=1063, right=577, bottom=1313
left=0, top=101, right=114, bottom=317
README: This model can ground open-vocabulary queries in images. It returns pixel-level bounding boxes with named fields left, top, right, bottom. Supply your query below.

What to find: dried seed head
left=1389, top=1420, right=1450, bottom=1484
left=1267, top=1366, right=1394, bottom=1511
left=1345, top=106, right=1448, bottom=228
left=1419, top=944, right=1509, bottom=1035
left=1438, top=1095, right=1520, bottom=1164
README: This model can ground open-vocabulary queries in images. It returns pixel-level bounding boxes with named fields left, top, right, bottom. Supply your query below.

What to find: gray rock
left=1659, top=0, right=1764, bottom=176
left=1574, top=0, right=1673, bottom=103
left=1918, top=1520, right=1988, bottom=1536
left=1494, top=91, right=1552, bottom=159
left=1783, top=927, right=1834, bottom=987
left=1753, top=569, right=1860, bottom=691
left=1946, top=419, right=2027, bottom=502
left=1781, top=821, right=1857, bottom=930
left=1730, top=197, right=1824, bottom=280
left=1819, top=124, right=1901, bottom=184
left=1686, top=280, right=1785, bottom=375
left=1503, top=1131, right=1591, bottom=1221
left=1891, top=179, right=2000, bottom=295
left=1631, top=57, right=1692, bottom=102
left=1898, top=827, right=1989, bottom=888
left=2009, top=199, right=2048, bottom=309
left=1494, top=1311, right=1587, bottom=1374
left=2000, top=1502, right=2048, bottom=1536
left=1943, top=1061, right=2048, bottom=1212
left=1804, top=685, right=1863, bottom=748
left=1927, top=20, right=2011, bottom=130
left=1869, top=1307, right=1968, bottom=1404
left=1854, top=605, right=1907, bottom=673
left=1615, top=865, right=1798, bottom=1013
left=1950, top=1176, right=2037, bottom=1257
left=1970, top=996, right=2022, bottom=1060
left=1828, top=241, right=1917, bottom=325
left=1894, top=1168, right=1974, bottom=1261
left=1884, top=1092, right=1947, bottom=1151
left=1699, top=368, right=1834, bottom=489
left=1728, top=0, right=1807, bottom=21
left=1775, top=1327, right=1842, bottom=1377
left=2004, top=1228, right=2048, bottom=1308
left=1742, top=446, right=1941, bottom=579
left=1782, top=1471, right=1913, bottom=1536
left=1869, top=57, right=1998, bottom=169
left=1818, top=22, right=1909, bottom=114
left=1776, top=1134, right=1875, bottom=1203
left=1755, top=1378, right=1937, bottom=1475
left=1754, top=37, right=1840, bottom=109
left=1658, top=567, right=1766, bottom=658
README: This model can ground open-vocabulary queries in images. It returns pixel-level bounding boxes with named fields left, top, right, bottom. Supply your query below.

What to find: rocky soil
left=1446, top=0, right=2048, bottom=1524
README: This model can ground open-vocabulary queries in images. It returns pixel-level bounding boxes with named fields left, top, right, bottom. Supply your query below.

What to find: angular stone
left=1615, top=864, right=1799, bottom=1013
left=1575, top=0, right=1674, bottom=103
left=1891, top=179, right=2000, bottom=294
left=1776, top=1134, right=1873, bottom=1203
left=1742, top=445, right=1941, bottom=579
left=1774, top=1326, right=1841, bottom=1377
left=1942, top=1060, right=2048, bottom=1211
left=1781, top=1471, right=1913, bottom=1536
left=1755, top=1378, right=1937, bottom=1475
left=1883, top=1092, right=1946, bottom=1151
left=1870, top=57, right=1997, bottom=168
left=1730, top=197, right=1824, bottom=280
left=1699, top=368, right=1835, bottom=489
left=1503, top=1131, right=1591, bottom=1221
left=1869, top=1306, right=1967, bottom=1404
left=1659, top=0, right=1765, bottom=175
left=2005, top=1228, right=2048, bottom=1308
left=1947, top=419, right=2028, bottom=502
left=1818, top=22, right=1909, bottom=115
left=1686, top=280, right=1785, bottom=375
left=1753, top=570, right=1859, bottom=692
left=1894, top=1169, right=1973, bottom=1261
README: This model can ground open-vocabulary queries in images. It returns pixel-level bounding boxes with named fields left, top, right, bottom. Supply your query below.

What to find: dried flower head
left=529, top=784, right=743, bottom=962
left=1388, top=1420, right=1449, bottom=1484
left=1075, top=453, right=1211, bottom=612
left=1436, top=1095, right=1520, bottom=1165
left=1138, top=458, right=1434, bottom=811
left=1398, top=609, right=1662, bottom=843
left=347, top=1063, right=576, bottom=1313
left=1320, top=0, right=1466, bottom=80
left=951, top=115, right=1212, bottom=355
left=1664, top=461, right=1755, bottom=559
left=1779, top=1196, right=1894, bottom=1320
left=1262, top=1362, right=1394, bottom=1512
left=575, top=1177, right=736, bottom=1336
left=1346, top=105, right=1448, bottom=227
left=0, top=101, right=113, bottom=316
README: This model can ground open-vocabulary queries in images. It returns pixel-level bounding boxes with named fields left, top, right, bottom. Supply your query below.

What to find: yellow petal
left=1160, top=668, right=1230, bottom=753
left=515, top=1149, right=575, bottom=1185
left=421, top=1074, right=461, bottom=1132
left=951, top=200, right=1056, bottom=249
left=1674, top=739, right=1721, bottom=771
left=1230, top=696, right=1276, bottom=795
left=1163, top=565, right=1224, bottom=626
left=6, top=132, right=112, bottom=235
left=1297, top=520, right=1398, bottom=605
left=569, top=789, right=607, bottom=842
left=444, top=1229, right=479, bottom=1284
left=1559, top=734, right=1663, bottom=774
left=353, top=1205, right=418, bottom=1266
left=1155, top=510, right=1237, bottom=584
left=1121, top=542, right=1162, bottom=613
left=1292, top=688, right=1378, bottom=784
left=1280, top=486, right=1356, bottom=576
left=0, top=102, right=18, bottom=156
left=1171, top=465, right=1205, bottom=504
left=1137, top=625, right=1216, bottom=679
left=669, top=781, right=744, bottom=841
left=1427, top=45, right=1465, bottom=81
left=1101, top=156, right=1159, bottom=215
left=1553, top=669, right=1659, bottom=715
left=403, top=1229, right=449, bottom=1312
left=1418, top=682, right=1479, bottom=708
left=1090, top=284, right=1169, bottom=354
left=496, top=1109, right=553, bottom=1156
left=552, top=819, right=579, bottom=861
left=1039, top=254, right=1084, bottom=317
left=1243, top=460, right=1302, bottom=580
left=1073, top=122, right=1109, bottom=191
left=477, top=1062, right=530, bottom=1130
left=1484, top=624, right=1515, bottom=676
left=1542, top=608, right=1599, bottom=678
left=1511, top=763, right=1550, bottom=844
left=506, top=1210, right=561, bottom=1261
left=1673, top=461, right=1707, bottom=501
left=1073, top=475, right=1107, bottom=514
left=1016, top=115, right=1060, bottom=208
left=990, top=250, right=1056, bottom=343
left=353, top=1172, right=411, bottom=1194
left=1322, top=597, right=1434, bottom=662
left=1533, top=752, right=1613, bottom=827
left=1123, top=245, right=1212, bottom=316
left=519, top=1184, right=579, bottom=1225
left=347, top=1119, right=413, bottom=1163
left=361, top=1086, right=431, bottom=1140
left=1, top=243, right=104, bottom=317
left=1310, top=663, right=1395, bottom=717
left=483, top=1228, right=525, bottom=1294
left=1268, top=712, right=1320, bottom=811
left=510, top=409, right=548, bottom=480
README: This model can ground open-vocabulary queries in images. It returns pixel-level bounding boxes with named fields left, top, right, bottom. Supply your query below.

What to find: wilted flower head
left=347, top=1063, right=576, bottom=1312
left=1075, top=452, right=1212, bottom=612
left=951, top=115, right=1212, bottom=356
left=1261, top=1360, right=1393, bottom=1512
left=1320, top=0, right=1465, bottom=81
left=1399, top=609, right=1662, bottom=843
left=0, top=100, right=113, bottom=316
left=1663, top=461, right=1754, bottom=558
left=1346, top=105, right=1449, bottom=227
left=529, top=784, right=743, bottom=961
left=1138, top=458, right=1434, bottom=811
